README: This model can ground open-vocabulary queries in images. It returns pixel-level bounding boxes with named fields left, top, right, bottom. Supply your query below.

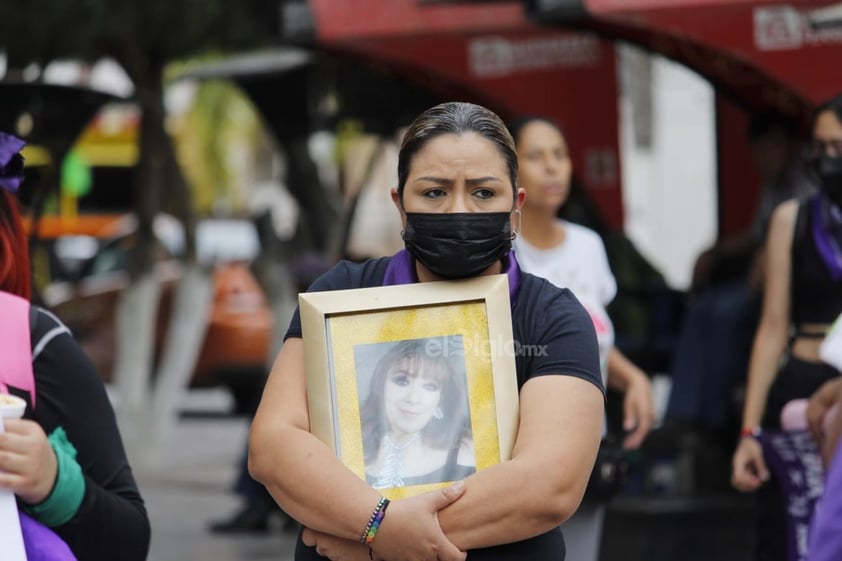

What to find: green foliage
left=174, top=79, right=264, bottom=214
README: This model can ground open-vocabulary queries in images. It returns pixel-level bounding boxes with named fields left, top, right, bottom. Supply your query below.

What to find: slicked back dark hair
left=397, top=102, right=518, bottom=201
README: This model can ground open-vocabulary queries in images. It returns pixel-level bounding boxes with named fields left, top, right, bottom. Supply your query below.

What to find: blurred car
left=42, top=215, right=274, bottom=412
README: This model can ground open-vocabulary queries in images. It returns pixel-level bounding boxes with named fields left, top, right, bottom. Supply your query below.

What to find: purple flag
left=758, top=430, right=825, bottom=561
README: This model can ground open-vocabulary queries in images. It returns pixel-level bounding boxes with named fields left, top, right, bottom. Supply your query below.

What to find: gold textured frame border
left=299, top=274, right=519, bottom=499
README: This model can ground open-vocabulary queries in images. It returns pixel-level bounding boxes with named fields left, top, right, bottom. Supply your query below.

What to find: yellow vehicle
left=17, top=92, right=273, bottom=412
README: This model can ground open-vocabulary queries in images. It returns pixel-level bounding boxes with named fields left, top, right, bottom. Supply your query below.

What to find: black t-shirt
left=286, top=257, right=602, bottom=560
left=13, top=307, right=150, bottom=561
left=286, top=257, right=602, bottom=393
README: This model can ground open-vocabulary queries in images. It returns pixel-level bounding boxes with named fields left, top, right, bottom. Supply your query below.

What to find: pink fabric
left=782, top=399, right=839, bottom=435
left=0, top=291, right=35, bottom=408
left=781, top=399, right=810, bottom=431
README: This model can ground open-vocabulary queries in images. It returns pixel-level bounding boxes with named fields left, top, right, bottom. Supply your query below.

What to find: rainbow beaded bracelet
left=360, top=497, right=390, bottom=545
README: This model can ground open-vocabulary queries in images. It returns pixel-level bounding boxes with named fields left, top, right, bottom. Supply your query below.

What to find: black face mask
left=814, top=155, right=842, bottom=209
left=403, top=212, right=512, bottom=279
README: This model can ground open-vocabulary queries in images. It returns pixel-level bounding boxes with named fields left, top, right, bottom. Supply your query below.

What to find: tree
left=0, top=0, right=273, bottom=463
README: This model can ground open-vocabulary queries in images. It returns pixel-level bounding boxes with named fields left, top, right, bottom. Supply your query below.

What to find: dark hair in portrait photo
left=356, top=336, right=473, bottom=469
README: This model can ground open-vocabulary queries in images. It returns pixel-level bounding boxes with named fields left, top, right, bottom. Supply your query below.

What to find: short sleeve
left=589, top=232, right=617, bottom=307
left=284, top=258, right=389, bottom=340
left=513, top=275, right=604, bottom=396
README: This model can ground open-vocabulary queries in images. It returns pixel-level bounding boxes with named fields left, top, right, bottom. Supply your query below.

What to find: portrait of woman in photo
left=356, top=337, right=475, bottom=489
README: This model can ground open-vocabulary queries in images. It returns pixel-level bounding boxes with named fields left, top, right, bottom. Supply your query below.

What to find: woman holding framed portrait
left=249, top=101, right=605, bottom=560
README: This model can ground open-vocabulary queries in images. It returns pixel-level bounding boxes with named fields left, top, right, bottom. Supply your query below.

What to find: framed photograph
left=300, top=274, right=519, bottom=499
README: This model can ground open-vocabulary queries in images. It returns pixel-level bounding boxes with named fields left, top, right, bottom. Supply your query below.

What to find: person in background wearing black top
left=0, top=132, right=150, bottom=561
left=664, top=110, right=815, bottom=435
left=360, top=337, right=475, bottom=489
left=732, top=95, right=842, bottom=561
left=249, top=101, right=604, bottom=561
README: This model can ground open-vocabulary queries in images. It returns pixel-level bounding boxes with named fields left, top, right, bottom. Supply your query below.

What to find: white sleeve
left=591, top=234, right=617, bottom=307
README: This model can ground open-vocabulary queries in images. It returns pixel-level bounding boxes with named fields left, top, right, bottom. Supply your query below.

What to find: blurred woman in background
left=509, top=116, right=654, bottom=561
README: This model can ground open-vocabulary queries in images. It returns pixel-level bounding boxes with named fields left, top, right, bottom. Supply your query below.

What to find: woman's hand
left=731, top=437, right=768, bottom=492
left=302, top=483, right=466, bottom=561
left=807, top=378, right=842, bottom=444
left=606, top=348, right=654, bottom=450
left=371, top=482, right=467, bottom=561
left=621, top=372, right=654, bottom=450
left=0, top=419, right=58, bottom=504
left=301, top=529, right=370, bottom=561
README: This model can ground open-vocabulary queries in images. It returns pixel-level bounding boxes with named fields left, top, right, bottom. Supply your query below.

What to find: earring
left=400, top=230, right=406, bottom=240
left=434, top=407, right=444, bottom=420
left=510, top=208, right=522, bottom=240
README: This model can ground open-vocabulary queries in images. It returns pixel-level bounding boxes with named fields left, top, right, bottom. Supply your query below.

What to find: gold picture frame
left=299, top=274, right=519, bottom=500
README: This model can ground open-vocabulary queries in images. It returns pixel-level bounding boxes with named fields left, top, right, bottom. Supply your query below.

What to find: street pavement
left=131, top=390, right=298, bottom=561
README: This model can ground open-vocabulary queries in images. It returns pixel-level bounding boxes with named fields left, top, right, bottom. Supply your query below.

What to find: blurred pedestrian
left=509, top=115, right=653, bottom=561
left=0, top=132, right=150, bottom=561
left=731, top=95, right=842, bottom=561
left=664, top=109, right=816, bottom=435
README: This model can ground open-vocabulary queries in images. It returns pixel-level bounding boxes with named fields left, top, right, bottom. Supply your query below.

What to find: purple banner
left=758, top=430, right=826, bottom=561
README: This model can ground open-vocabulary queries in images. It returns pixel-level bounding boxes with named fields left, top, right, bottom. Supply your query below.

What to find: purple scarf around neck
left=382, top=249, right=521, bottom=304
left=812, top=194, right=842, bottom=281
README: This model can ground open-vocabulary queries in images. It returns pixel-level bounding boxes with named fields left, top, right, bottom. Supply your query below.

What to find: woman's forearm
left=58, top=478, right=150, bottom=561
left=250, top=424, right=469, bottom=561
left=606, top=347, right=645, bottom=392
left=437, top=377, right=603, bottom=550
left=436, top=454, right=585, bottom=550
left=249, top=425, right=382, bottom=540
left=742, top=321, right=788, bottom=428
left=249, top=338, right=385, bottom=541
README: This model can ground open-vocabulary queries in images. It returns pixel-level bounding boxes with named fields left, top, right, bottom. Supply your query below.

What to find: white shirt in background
left=514, top=220, right=617, bottom=385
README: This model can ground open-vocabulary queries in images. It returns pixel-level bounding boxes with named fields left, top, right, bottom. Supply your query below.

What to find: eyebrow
left=413, top=176, right=504, bottom=186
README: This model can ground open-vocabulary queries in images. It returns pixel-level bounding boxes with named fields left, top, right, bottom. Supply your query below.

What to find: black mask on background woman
left=403, top=212, right=512, bottom=278
left=814, top=155, right=842, bottom=209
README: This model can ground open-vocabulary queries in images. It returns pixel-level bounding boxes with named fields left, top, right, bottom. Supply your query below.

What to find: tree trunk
left=142, top=263, right=212, bottom=468
left=113, top=272, right=160, bottom=457
left=280, top=134, right=340, bottom=253
left=112, top=75, right=167, bottom=448
left=113, top=65, right=214, bottom=464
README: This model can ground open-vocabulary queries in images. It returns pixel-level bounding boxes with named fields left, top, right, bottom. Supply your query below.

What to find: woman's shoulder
left=30, top=306, right=72, bottom=355
left=518, top=272, right=581, bottom=309
left=515, top=273, right=594, bottom=332
left=768, top=198, right=801, bottom=245
left=778, top=197, right=802, bottom=218
left=310, top=256, right=391, bottom=291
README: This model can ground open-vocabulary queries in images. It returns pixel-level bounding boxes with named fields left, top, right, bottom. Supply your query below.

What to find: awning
left=527, top=0, right=842, bottom=116
left=271, top=0, right=627, bottom=227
